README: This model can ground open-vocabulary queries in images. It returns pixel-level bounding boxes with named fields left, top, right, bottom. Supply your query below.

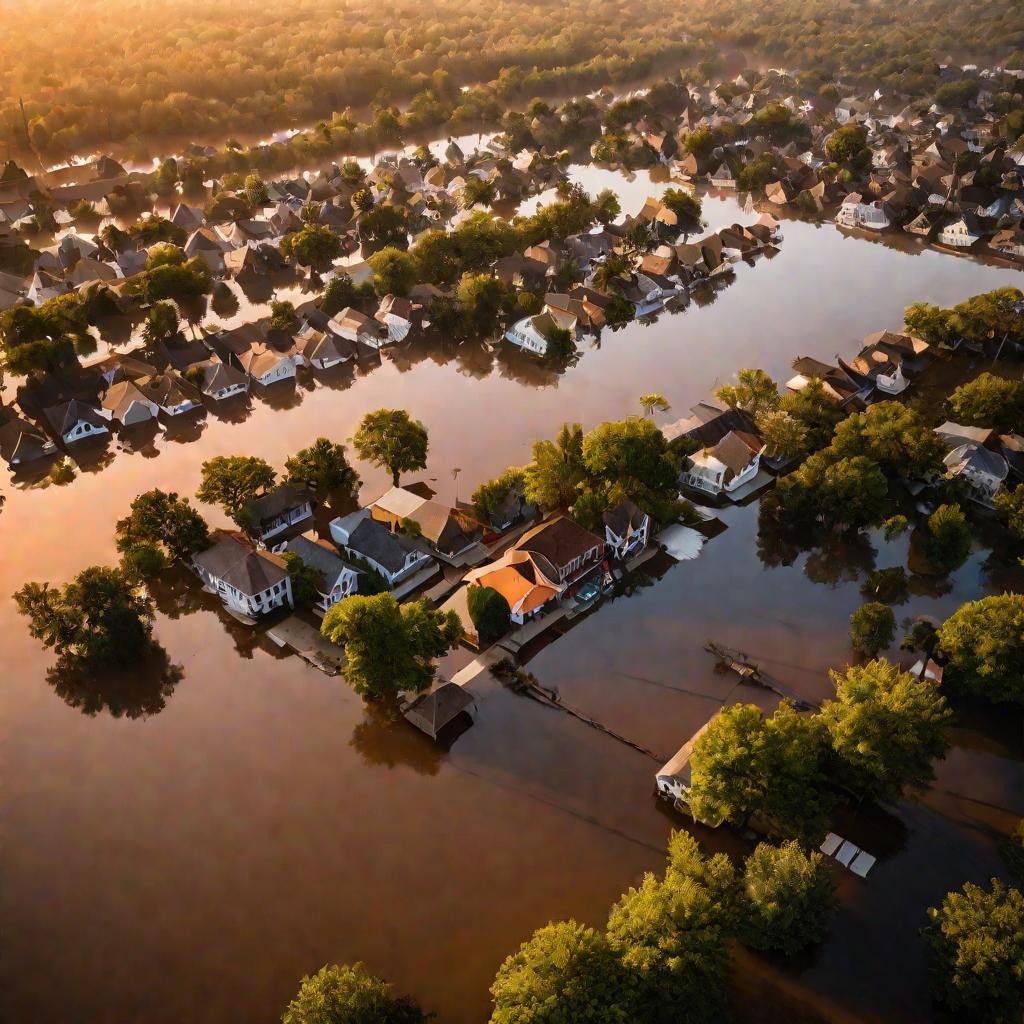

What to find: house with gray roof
left=328, top=509, right=434, bottom=589
left=282, top=533, right=361, bottom=612
left=192, top=532, right=293, bottom=619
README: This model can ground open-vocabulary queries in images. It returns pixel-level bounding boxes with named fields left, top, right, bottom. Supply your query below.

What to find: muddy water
left=2, top=177, right=1024, bottom=1024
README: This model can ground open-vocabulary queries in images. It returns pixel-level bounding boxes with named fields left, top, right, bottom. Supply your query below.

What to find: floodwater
left=2, top=170, right=1024, bottom=1024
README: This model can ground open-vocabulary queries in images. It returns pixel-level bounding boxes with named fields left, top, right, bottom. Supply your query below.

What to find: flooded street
left=2, top=177, right=1024, bottom=1024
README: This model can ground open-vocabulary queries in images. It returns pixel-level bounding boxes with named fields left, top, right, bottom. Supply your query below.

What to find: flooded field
left=2, top=173, right=1023, bottom=1024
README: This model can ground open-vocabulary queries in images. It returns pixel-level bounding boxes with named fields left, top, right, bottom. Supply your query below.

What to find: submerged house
left=329, top=509, right=434, bottom=589
left=247, top=485, right=314, bottom=543
left=943, top=442, right=1008, bottom=506
left=281, top=533, right=361, bottom=612
left=683, top=430, right=764, bottom=497
left=192, top=532, right=294, bottom=619
left=603, top=500, right=651, bottom=560
left=655, top=713, right=722, bottom=823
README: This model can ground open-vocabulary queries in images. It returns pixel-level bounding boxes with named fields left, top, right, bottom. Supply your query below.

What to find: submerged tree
left=281, top=963, right=428, bottom=1024
left=352, top=409, right=429, bottom=487
left=285, top=437, right=360, bottom=497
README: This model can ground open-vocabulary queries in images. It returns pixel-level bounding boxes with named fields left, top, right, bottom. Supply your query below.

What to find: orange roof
left=475, top=565, right=558, bottom=616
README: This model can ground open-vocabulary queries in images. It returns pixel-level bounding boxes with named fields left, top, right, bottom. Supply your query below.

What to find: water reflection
left=349, top=702, right=444, bottom=775
left=46, top=644, right=184, bottom=719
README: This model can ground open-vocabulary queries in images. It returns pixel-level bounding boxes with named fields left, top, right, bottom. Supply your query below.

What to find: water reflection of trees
left=349, top=701, right=444, bottom=775
left=757, top=514, right=877, bottom=587
left=46, top=644, right=184, bottom=718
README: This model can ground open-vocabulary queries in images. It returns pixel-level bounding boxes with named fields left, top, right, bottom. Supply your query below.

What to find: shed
left=401, top=682, right=477, bottom=740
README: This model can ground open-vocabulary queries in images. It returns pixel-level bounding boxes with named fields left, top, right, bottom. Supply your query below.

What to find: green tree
left=368, top=246, right=417, bottom=297
left=115, top=489, right=210, bottom=562
left=489, top=920, right=628, bottom=1024
left=456, top=273, right=506, bottom=337
left=352, top=409, right=428, bottom=487
left=831, top=401, right=946, bottom=479
left=689, top=701, right=833, bottom=844
left=281, top=223, right=344, bottom=270
left=281, top=963, right=427, bottom=1024
left=924, top=880, right=1024, bottom=1022
left=825, top=123, right=870, bottom=168
left=321, top=275, right=360, bottom=317
left=524, top=423, right=586, bottom=512
left=196, top=455, right=277, bottom=524
left=639, top=393, right=671, bottom=417
left=14, top=565, right=155, bottom=669
left=934, top=78, right=981, bottom=108
left=467, top=586, right=511, bottom=645
left=937, top=594, right=1024, bottom=704
left=948, top=372, right=1024, bottom=432
left=281, top=552, right=323, bottom=609
left=321, top=594, right=461, bottom=699
left=757, top=409, right=808, bottom=460
left=410, top=230, right=461, bottom=287
left=779, top=378, right=844, bottom=452
left=269, top=300, right=299, bottom=333
left=768, top=452, right=889, bottom=531
left=660, top=188, right=702, bottom=227
left=995, top=485, right=1024, bottom=539
left=285, top=437, right=360, bottom=497
left=472, top=467, right=526, bottom=524
left=741, top=841, right=835, bottom=956
left=923, top=503, right=972, bottom=573
left=714, top=367, right=780, bottom=419
left=822, top=659, right=951, bottom=803
left=141, top=301, right=179, bottom=348
left=849, top=601, right=896, bottom=655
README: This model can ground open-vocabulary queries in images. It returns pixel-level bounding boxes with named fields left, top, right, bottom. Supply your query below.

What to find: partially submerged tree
left=924, top=879, right=1024, bottom=1023
left=741, top=841, right=835, bottom=956
left=115, top=488, right=210, bottom=563
left=849, top=601, right=896, bottom=655
left=285, top=437, right=360, bottom=497
left=320, top=594, right=461, bottom=699
left=14, top=565, right=156, bottom=669
left=948, top=372, right=1024, bottom=432
left=922, top=503, right=972, bottom=574
left=352, top=409, right=429, bottom=487
left=937, top=594, right=1024, bottom=705
left=196, top=455, right=277, bottom=525
left=822, top=659, right=951, bottom=804
left=467, top=586, right=511, bottom=645
left=281, top=963, right=428, bottom=1024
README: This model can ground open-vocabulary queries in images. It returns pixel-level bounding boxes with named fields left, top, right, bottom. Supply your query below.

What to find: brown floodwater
left=2, top=174, right=1023, bottom=1024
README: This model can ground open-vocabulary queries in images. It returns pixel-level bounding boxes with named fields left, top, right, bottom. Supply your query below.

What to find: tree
left=281, top=963, right=427, bottom=1024
left=660, top=188, right=702, bottom=227
left=757, top=409, right=808, bottom=460
left=141, top=301, right=179, bottom=348
left=639, top=393, right=670, bottom=417
left=822, top=659, right=952, bottom=803
left=606, top=827, right=736, bottom=1023
left=14, top=565, right=155, bottom=669
left=934, top=78, right=981, bottom=109
left=321, top=275, right=360, bottom=317
left=115, top=489, right=209, bottom=562
left=456, top=273, right=506, bottom=337
left=352, top=409, right=428, bottom=487
left=825, top=123, right=870, bottom=168
left=281, top=552, right=323, bottom=608
left=741, top=841, right=834, bottom=956
left=368, top=246, right=417, bottom=297
left=281, top=223, right=343, bottom=270
left=937, top=594, right=1024, bottom=704
left=467, top=586, right=511, bottom=645
left=269, top=300, right=299, bottom=333
left=0, top=294, right=88, bottom=374
left=489, top=920, right=628, bottom=1024
left=714, top=367, right=780, bottom=419
left=849, top=601, right=896, bottom=656
left=196, top=455, right=276, bottom=523
left=321, top=594, right=461, bottom=699
left=948, top=372, right=1024, bottom=432
left=689, top=701, right=833, bottom=844
left=285, top=437, right=360, bottom=497
left=924, top=880, right=1024, bottom=1022
left=767, top=452, right=889, bottom=531
left=923, top=503, right=972, bottom=573
left=472, top=467, right=526, bottom=524
left=995, top=485, right=1024, bottom=539
left=831, top=401, right=946, bottom=479
left=524, top=423, right=586, bottom=512
left=779, top=378, right=844, bottom=452
left=410, top=230, right=460, bottom=287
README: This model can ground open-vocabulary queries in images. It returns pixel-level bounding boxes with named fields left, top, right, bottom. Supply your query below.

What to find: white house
left=136, top=374, right=202, bottom=417
left=239, top=345, right=297, bottom=387
left=938, top=213, right=982, bottom=248
left=603, top=500, right=650, bottom=560
left=282, top=533, right=361, bottom=612
left=43, top=400, right=109, bottom=444
left=708, top=163, right=736, bottom=188
left=248, top=485, right=314, bottom=542
left=99, top=381, right=159, bottom=426
left=329, top=307, right=389, bottom=350
left=192, top=533, right=294, bottom=619
left=684, top=430, right=763, bottom=496
left=655, top=714, right=721, bottom=818
left=836, top=193, right=891, bottom=231
left=196, top=358, right=249, bottom=401
left=505, top=311, right=564, bottom=357
left=943, top=443, right=1009, bottom=507
left=374, top=294, right=417, bottom=342
left=300, top=327, right=354, bottom=370
left=329, top=509, right=434, bottom=588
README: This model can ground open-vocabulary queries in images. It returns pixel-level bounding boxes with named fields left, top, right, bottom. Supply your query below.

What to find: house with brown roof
left=192, top=531, right=293, bottom=620
left=683, top=430, right=764, bottom=497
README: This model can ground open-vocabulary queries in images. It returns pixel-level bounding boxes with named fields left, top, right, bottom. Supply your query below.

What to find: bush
left=467, top=585, right=511, bottom=644
left=849, top=601, right=896, bottom=655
